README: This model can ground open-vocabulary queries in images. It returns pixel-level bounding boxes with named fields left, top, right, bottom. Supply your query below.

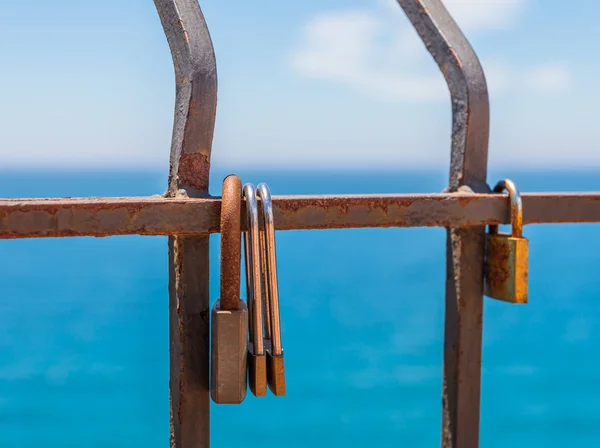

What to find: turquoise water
left=1, top=169, right=600, bottom=447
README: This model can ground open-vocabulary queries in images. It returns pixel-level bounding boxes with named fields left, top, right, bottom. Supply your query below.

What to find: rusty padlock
left=243, top=183, right=268, bottom=397
left=257, top=183, right=286, bottom=396
left=210, top=175, right=248, bottom=404
left=484, top=179, right=529, bottom=304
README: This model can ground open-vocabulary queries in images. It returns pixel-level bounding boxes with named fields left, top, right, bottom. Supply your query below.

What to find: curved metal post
left=396, top=1, right=490, bottom=447
left=154, top=1, right=218, bottom=447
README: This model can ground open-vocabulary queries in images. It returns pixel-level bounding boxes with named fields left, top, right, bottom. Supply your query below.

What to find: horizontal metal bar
left=0, top=193, right=599, bottom=239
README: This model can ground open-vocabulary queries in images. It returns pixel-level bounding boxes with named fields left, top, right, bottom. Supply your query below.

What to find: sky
left=1, top=0, right=599, bottom=171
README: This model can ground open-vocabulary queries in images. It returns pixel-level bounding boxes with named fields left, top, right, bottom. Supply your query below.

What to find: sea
left=1, top=169, right=599, bottom=447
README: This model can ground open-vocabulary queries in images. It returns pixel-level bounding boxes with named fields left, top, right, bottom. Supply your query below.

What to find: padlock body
left=210, top=299, right=248, bottom=404
left=265, top=339, right=286, bottom=396
left=484, top=232, right=528, bottom=304
left=247, top=342, right=267, bottom=397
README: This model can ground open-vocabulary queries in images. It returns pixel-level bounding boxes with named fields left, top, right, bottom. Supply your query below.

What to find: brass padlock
left=257, top=183, right=286, bottom=396
left=484, top=179, right=529, bottom=304
left=210, top=175, right=248, bottom=404
left=243, top=183, right=268, bottom=397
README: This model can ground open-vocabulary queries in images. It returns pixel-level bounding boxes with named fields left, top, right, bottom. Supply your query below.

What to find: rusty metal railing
left=2, top=193, right=600, bottom=238
left=2, top=0, right=597, bottom=447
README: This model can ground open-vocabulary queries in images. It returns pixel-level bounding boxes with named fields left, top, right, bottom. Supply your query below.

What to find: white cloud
left=524, top=63, right=571, bottom=92
left=290, top=8, right=447, bottom=102
left=483, top=60, right=572, bottom=96
left=376, top=0, right=525, bottom=32
left=291, top=11, right=381, bottom=84
left=443, top=0, right=526, bottom=31
left=290, top=0, right=571, bottom=102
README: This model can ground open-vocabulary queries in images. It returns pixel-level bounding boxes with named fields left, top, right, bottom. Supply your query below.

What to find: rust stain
left=178, top=265, right=185, bottom=426
left=339, top=200, right=349, bottom=215
left=457, top=197, right=471, bottom=208
left=449, top=47, right=461, bottom=69
left=484, top=234, right=528, bottom=303
left=2, top=193, right=600, bottom=238
left=3, top=201, right=147, bottom=216
left=178, top=152, right=210, bottom=191
left=486, top=238, right=510, bottom=289
left=177, top=20, right=189, bottom=43
left=363, top=196, right=392, bottom=215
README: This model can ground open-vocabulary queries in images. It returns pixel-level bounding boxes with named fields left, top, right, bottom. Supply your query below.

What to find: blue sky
left=1, top=0, right=598, bottom=170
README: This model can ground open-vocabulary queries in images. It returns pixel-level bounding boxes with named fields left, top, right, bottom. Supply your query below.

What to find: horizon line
left=1, top=164, right=600, bottom=173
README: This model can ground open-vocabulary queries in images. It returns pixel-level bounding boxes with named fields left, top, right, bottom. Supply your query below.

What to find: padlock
left=243, top=183, right=268, bottom=397
left=484, top=179, right=529, bottom=304
left=257, top=183, right=286, bottom=396
left=210, top=175, right=248, bottom=404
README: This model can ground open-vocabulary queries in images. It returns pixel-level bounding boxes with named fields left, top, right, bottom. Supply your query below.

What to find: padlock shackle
left=219, top=175, right=242, bottom=311
left=243, top=183, right=265, bottom=355
left=257, top=183, right=283, bottom=356
left=490, top=179, right=523, bottom=238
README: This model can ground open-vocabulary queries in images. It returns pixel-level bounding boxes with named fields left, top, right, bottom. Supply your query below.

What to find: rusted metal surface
left=153, top=0, right=217, bottom=446
left=488, top=180, right=523, bottom=237
left=0, top=197, right=218, bottom=238
left=484, top=180, right=529, bottom=304
left=210, top=175, right=248, bottom=405
left=2, top=193, right=600, bottom=239
left=219, top=176, right=243, bottom=311
left=396, top=1, right=489, bottom=447
left=210, top=300, right=248, bottom=404
left=483, top=234, right=529, bottom=304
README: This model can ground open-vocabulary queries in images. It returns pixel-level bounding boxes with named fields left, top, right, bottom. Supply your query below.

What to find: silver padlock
left=257, top=183, right=286, bottom=396
left=210, top=175, right=248, bottom=404
left=244, top=183, right=268, bottom=397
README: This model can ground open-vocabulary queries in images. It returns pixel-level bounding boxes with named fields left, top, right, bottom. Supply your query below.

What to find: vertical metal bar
left=396, top=1, right=490, bottom=447
left=153, top=1, right=218, bottom=447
